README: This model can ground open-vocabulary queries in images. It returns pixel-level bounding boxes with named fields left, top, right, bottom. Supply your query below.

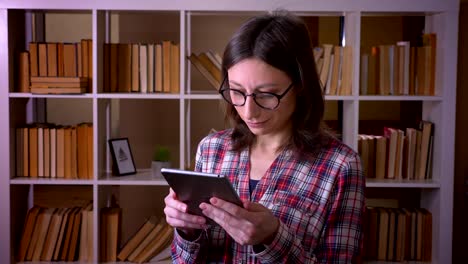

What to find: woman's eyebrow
left=228, top=80, right=279, bottom=90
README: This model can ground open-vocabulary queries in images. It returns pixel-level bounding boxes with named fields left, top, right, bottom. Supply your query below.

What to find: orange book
left=57, top=42, right=65, bottom=77
left=197, top=52, right=221, bottom=83
left=63, top=127, right=72, bottom=178
left=134, top=224, right=174, bottom=263
left=67, top=207, right=83, bottom=260
left=63, top=43, right=77, bottom=77
left=77, top=42, right=82, bottom=77
left=25, top=207, right=45, bottom=260
left=29, top=126, right=38, bottom=177
left=52, top=208, right=72, bottom=261
left=71, top=126, right=77, bottom=179
left=117, top=216, right=158, bottom=261
left=155, top=43, right=163, bottom=92
left=118, top=43, right=131, bottom=92
left=109, top=43, right=119, bottom=93
left=56, top=127, right=65, bottom=178
left=17, top=206, right=42, bottom=261
left=86, top=124, right=93, bottom=179
left=170, top=43, right=180, bottom=93
left=131, top=43, right=140, bottom=92
left=188, top=53, right=220, bottom=89
left=29, top=42, right=39, bottom=77
left=18, top=51, right=30, bottom=92
left=38, top=43, right=48, bottom=77
left=22, top=127, right=30, bottom=177
left=59, top=207, right=79, bottom=260
left=40, top=208, right=65, bottom=261
left=81, top=39, right=89, bottom=80
left=162, top=41, right=172, bottom=93
left=76, top=124, right=88, bottom=179
left=47, top=43, right=58, bottom=76
left=32, top=208, right=56, bottom=261
left=43, top=127, right=50, bottom=177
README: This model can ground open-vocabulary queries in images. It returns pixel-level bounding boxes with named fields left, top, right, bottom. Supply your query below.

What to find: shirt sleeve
left=171, top=228, right=207, bottom=263
left=314, top=153, right=365, bottom=263
left=253, top=153, right=365, bottom=264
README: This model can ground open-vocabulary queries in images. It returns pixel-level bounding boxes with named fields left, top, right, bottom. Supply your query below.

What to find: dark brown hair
left=221, top=10, right=328, bottom=154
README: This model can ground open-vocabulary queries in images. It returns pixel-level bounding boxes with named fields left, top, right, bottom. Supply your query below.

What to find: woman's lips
left=246, top=120, right=267, bottom=128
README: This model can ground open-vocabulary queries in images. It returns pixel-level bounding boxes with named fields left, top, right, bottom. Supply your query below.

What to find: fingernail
left=210, top=198, right=217, bottom=204
left=199, top=204, right=206, bottom=210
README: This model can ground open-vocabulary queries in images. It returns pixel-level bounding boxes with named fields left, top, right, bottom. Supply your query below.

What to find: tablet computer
left=161, top=168, right=243, bottom=220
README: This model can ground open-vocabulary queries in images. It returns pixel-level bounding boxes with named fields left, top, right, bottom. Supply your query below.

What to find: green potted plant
left=152, top=145, right=171, bottom=178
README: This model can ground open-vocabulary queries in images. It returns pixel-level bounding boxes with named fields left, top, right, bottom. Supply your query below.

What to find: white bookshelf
left=0, top=0, right=460, bottom=263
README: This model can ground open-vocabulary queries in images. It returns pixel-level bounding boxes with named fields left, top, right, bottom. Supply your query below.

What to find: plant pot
left=152, top=161, right=171, bottom=178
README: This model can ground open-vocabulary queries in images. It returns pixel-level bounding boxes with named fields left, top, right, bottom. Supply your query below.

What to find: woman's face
left=227, top=58, right=296, bottom=137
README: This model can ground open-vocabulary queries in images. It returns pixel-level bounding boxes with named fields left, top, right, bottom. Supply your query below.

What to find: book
left=17, top=206, right=42, bottom=261
left=117, top=215, right=159, bottom=261
left=32, top=208, right=56, bottom=261
left=188, top=53, right=220, bottom=89
left=127, top=218, right=165, bottom=262
left=134, top=224, right=174, bottom=263
left=40, top=208, right=64, bottom=261
left=18, top=51, right=30, bottom=92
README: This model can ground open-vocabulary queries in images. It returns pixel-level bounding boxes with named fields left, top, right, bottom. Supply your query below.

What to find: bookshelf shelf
left=365, top=178, right=440, bottom=188
left=98, top=170, right=168, bottom=186
left=324, top=95, right=357, bottom=101
left=96, top=93, right=180, bottom=100
left=0, top=1, right=460, bottom=263
left=358, top=95, right=444, bottom=101
left=10, top=177, right=94, bottom=185
left=9, top=92, right=94, bottom=99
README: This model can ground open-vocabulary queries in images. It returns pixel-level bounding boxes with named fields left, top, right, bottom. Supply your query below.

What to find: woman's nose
left=243, top=95, right=261, bottom=118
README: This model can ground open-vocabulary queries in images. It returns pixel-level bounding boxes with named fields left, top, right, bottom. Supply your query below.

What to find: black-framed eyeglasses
left=218, top=76, right=294, bottom=110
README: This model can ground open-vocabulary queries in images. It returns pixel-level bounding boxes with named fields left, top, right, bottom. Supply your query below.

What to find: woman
left=164, top=10, right=365, bottom=263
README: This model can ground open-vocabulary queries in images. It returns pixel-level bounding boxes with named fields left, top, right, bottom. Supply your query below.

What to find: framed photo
left=108, top=138, right=137, bottom=176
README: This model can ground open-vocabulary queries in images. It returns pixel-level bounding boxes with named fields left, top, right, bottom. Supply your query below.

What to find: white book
left=336, top=46, right=343, bottom=94
left=50, top=128, right=56, bottom=178
left=325, top=54, right=334, bottom=95
left=213, top=52, right=222, bottom=66
left=140, top=44, right=148, bottom=93
left=205, top=50, right=221, bottom=70
left=397, top=41, right=410, bottom=95
left=319, top=44, right=333, bottom=89
left=147, top=43, right=155, bottom=93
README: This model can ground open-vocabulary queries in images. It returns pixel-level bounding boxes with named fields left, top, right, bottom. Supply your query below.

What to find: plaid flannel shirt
left=171, top=129, right=365, bottom=263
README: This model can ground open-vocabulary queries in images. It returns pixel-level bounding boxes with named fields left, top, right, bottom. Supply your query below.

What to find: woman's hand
left=164, top=188, right=208, bottom=239
left=199, top=198, right=279, bottom=246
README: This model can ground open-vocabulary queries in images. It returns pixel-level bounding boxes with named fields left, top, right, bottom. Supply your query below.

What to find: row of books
left=17, top=40, right=93, bottom=93
left=314, top=45, right=354, bottom=96
left=360, top=33, right=436, bottom=96
left=117, top=216, right=173, bottom=263
left=363, top=207, right=432, bottom=262
left=17, top=203, right=93, bottom=262
left=358, top=120, right=434, bottom=180
left=15, top=123, right=94, bottom=179
left=102, top=42, right=180, bottom=94
left=188, top=51, right=223, bottom=90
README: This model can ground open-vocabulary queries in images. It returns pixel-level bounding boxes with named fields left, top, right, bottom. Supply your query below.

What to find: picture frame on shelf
left=108, top=138, right=137, bottom=176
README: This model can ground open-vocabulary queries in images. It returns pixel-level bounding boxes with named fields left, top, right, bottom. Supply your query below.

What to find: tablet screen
left=161, top=168, right=243, bottom=220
